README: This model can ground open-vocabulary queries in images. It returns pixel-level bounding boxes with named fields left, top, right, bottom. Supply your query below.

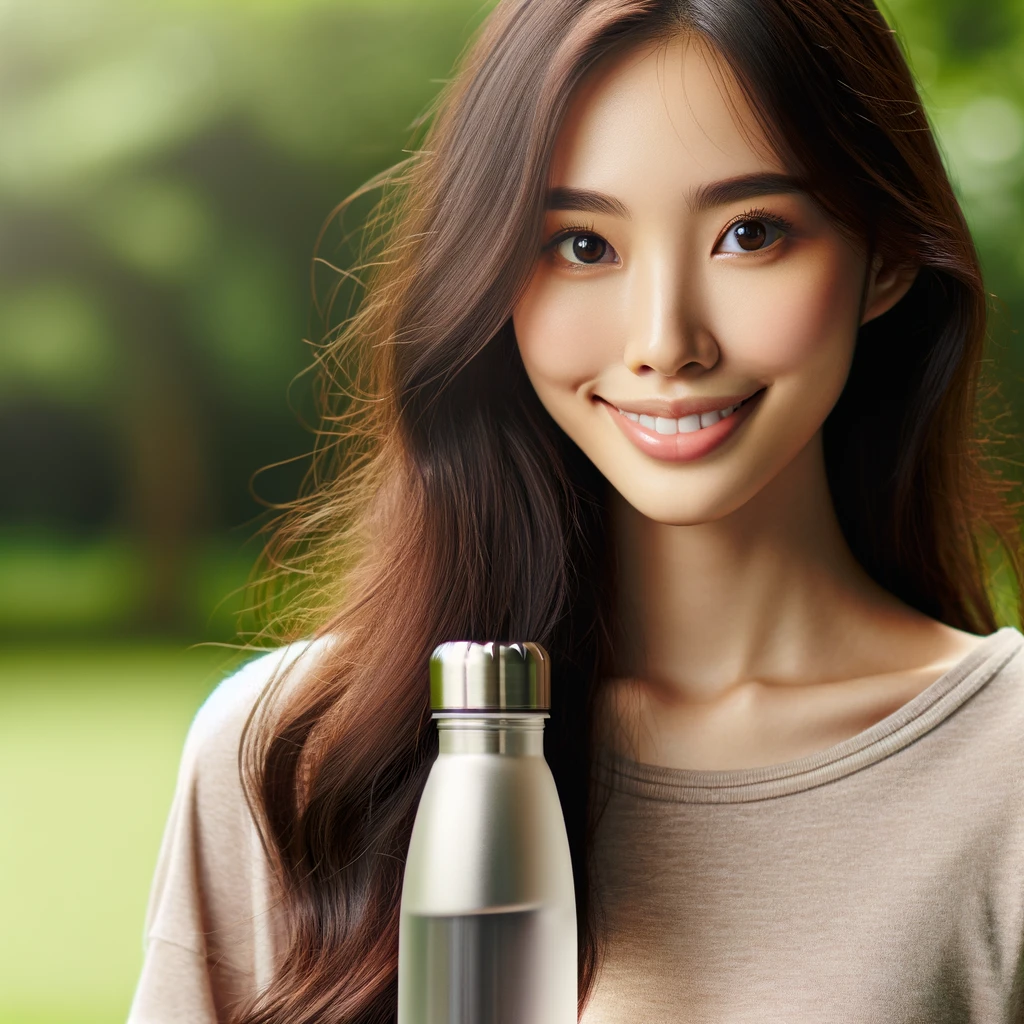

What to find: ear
left=860, top=253, right=919, bottom=326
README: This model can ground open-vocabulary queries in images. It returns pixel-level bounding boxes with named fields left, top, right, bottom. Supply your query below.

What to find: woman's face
left=512, top=35, right=907, bottom=525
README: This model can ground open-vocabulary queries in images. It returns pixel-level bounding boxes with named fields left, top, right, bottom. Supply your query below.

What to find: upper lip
left=599, top=388, right=763, bottom=419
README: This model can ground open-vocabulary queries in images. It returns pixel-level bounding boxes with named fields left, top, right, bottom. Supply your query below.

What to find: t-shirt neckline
left=593, top=626, right=1023, bottom=804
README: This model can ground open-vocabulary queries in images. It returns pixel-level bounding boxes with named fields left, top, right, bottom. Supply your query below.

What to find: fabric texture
left=127, top=639, right=320, bottom=1024
left=128, top=627, right=1024, bottom=1023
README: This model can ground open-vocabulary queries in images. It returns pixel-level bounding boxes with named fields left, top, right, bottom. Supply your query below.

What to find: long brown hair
left=235, top=1, right=1023, bottom=1020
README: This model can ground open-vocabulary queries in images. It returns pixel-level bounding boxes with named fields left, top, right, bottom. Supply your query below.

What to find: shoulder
left=955, top=625, right=1024, bottom=723
left=980, top=625, right=1024, bottom=703
left=136, top=638, right=336, bottom=1005
left=956, top=626, right=1024, bottom=794
left=179, top=635, right=335, bottom=787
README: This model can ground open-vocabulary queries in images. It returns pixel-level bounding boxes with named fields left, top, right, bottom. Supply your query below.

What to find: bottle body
left=397, top=713, right=577, bottom=1024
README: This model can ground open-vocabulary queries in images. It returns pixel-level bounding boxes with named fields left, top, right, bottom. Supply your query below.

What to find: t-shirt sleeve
left=127, top=642, right=319, bottom=1024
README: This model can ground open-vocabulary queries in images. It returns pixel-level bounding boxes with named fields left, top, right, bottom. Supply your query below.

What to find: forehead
left=549, top=35, right=787, bottom=204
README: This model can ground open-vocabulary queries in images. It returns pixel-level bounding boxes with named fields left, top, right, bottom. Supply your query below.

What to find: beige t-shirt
left=128, top=627, right=1024, bottom=1023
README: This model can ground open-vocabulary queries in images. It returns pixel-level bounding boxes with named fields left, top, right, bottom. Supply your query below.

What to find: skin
left=512, top=34, right=986, bottom=771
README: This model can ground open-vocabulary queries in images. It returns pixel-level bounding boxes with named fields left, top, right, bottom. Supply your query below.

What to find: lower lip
left=601, top=390, right=764, bottom=463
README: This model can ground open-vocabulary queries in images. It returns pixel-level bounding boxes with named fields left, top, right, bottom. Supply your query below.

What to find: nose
left=621, top=254, right=719, bottom=378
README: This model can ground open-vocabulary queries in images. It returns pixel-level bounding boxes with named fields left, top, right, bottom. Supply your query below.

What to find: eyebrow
left=544, top=172, right=808, bottom=219
left=545, top=186, right=630, bottom=218
left=689, top=172, right=808, bottom=212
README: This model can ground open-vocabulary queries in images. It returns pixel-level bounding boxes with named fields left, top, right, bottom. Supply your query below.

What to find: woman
left=129, top=0, right=1024, bottom=1021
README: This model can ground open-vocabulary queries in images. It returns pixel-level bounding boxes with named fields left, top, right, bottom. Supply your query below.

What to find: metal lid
left=429, top=641, right=550, bottom=711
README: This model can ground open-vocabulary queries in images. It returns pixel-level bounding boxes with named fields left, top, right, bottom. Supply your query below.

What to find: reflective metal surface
left=429, top=641, right=550, bottom=710
left=399, top=905, right=574, bottom=1024
left=398, top=648, right=576, bottom=1024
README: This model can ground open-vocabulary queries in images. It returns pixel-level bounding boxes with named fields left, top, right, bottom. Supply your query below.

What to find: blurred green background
left=1, top=0, right=1022, bottom=1021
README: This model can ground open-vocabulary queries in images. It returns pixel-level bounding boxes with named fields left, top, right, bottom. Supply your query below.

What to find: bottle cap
left=429, top=641, right=550, bottom=711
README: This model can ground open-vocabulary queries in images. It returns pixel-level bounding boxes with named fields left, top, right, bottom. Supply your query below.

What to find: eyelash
left=543, top=206, right=796, bottom=263
left=543, top=220, right=598, bottom=251
left=721, top=206, right=795, bottom=247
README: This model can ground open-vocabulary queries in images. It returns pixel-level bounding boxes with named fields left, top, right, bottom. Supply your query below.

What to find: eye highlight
left=715, top=206, right=794, bottom=255
left=543, top=206, right=793, bottom=267
left=545, top=223, right=619, bottom=267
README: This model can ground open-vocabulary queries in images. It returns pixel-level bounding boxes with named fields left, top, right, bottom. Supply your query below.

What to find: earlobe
left=860, top=256, right=919, bottom=326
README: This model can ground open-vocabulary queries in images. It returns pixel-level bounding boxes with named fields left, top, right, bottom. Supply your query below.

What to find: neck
left=609, top=432, right=903, bottom=703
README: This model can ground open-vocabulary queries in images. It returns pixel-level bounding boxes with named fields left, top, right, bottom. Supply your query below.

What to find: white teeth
left=617, top=399, right=746, bottom=434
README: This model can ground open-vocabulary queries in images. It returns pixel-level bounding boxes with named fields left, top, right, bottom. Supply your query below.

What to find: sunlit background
left=1, top=0, right=1022, bottom=1020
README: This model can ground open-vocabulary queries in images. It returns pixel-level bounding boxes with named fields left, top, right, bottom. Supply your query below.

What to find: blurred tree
left=0, top=0, right=494, bottom=634
left=0, top=0, right=1020, bottom=637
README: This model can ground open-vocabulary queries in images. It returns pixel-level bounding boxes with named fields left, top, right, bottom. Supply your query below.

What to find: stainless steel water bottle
left=397, top=641, right=578, bottom=1024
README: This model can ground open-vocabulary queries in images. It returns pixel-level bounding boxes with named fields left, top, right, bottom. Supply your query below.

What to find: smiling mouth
left=609, top=390, right=763, bottom=435
left=600, top=388, right=766, bottom=463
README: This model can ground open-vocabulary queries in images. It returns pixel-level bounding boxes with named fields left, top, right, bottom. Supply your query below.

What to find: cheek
left=716, top=248, right=863, bottom=375
left=512, top=272, right=619, bottom=389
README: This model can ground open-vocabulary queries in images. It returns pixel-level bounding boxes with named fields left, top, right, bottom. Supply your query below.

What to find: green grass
left=0, top=643, right=249, bottom=1024
left=0, top=531, right=263, bottom=640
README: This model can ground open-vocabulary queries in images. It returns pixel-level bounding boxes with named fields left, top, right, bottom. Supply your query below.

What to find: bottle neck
left=433, top=712, right=548, bottom=755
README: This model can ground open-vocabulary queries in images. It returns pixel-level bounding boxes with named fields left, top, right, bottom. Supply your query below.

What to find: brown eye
left=717, top=217, right=787, bottom=254
left=734, top=220, right=766, bottom=251
left=555, top=232, right=614, bottom=265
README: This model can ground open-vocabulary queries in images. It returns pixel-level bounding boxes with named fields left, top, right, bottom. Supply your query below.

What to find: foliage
left=0, top=0, right=1021, bottom=636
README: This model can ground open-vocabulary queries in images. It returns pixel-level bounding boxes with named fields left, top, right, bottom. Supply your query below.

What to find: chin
left=608, top=478, right=749, bottom=527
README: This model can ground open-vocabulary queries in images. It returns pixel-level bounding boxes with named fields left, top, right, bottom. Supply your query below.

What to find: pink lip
left=601, top=389, right=764, bottom=463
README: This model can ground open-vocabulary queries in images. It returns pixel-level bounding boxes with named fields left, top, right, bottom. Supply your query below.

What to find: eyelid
left=542, top=206, right=794, bottom=261
left=543, top=220, right=598, bottom=250
left=714, top=205, right=795, bottom=253
left=543, top=221, right=619, bottom=266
